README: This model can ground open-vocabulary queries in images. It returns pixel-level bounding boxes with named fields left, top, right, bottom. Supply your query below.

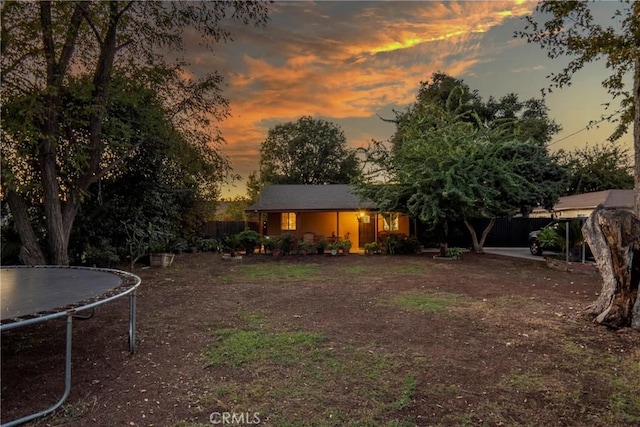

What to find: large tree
left=555, top=143, right=634, bottom=196
left=362, top=74, right=564, bottom=254
left=409, top=72, right=561, bottom=145
left=66, top=77, right=224, bottom=265
left=0, top=1, right=269, bottom=265
left=258, top=116, right=361, bottom=185
left=519, top=1, right=639, bottom=330
left=357, top=99, right=565, bottom=255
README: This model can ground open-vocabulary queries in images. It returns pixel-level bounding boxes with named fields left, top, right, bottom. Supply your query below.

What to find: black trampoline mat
left=1, top=267, right=124, bottom=321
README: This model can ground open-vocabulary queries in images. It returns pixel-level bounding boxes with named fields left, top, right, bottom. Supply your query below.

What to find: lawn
left=1, top=252, right=639, bottom=426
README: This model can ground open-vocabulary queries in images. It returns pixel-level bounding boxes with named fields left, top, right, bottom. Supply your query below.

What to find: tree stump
left=582, top=206, right=640, bottom=330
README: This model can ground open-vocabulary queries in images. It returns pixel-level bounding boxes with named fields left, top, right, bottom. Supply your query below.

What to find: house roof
left=247, top=184, right=377, bottom=212
left=533, top=189, right=634, bottom=215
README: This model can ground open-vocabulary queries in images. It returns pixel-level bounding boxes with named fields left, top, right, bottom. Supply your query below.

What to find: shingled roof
left=247, top=185, right=377, bottom=212
left=553, top=189, right=634, bottom=211
left=531, top=189, right=634, bottom=216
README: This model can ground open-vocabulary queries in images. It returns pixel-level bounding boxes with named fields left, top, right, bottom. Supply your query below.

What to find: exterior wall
left=263, top=210, right=401, bottom=249
left=337, top=211, right=360, bottom=247
left=299, top=212, right=336, bottom=241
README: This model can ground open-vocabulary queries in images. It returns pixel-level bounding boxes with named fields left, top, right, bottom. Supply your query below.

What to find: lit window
left=281, top=212, right=297, bottom=230
left=383, top=213, right=398, bottom=231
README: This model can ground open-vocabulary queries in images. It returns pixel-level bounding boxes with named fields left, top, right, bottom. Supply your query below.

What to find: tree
left=258, top=116, right=361, bottom=185
left=4, top=73, right=223, bottom=266
left=0, top=1, right=270, bottom=265
left=361, top=74, right=564, bottom=254
left=246, top=170, right=265, bottom=205
left=519, top=1, right=640, bottom=330
left=407, top=72, right=561, bottom=145
left=555, top=143, right=634, bottom=195
left=357, top=100, right=565, bottom=255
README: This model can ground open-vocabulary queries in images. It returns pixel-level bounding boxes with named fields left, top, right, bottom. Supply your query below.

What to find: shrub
left=198, top=238, right=222, bottom=253
left=537, top=226, right=560, bottom=249
left=444, top=247, right=462, bottom=259
left=277, top=232, right=294, bottom=254
left=382, top=234, right=419, bottom=255
left=238, top=230, right=261, bottom=254
left=297, top=240, right=316, bottom=255
left=261, top=236, right=277, bottom=252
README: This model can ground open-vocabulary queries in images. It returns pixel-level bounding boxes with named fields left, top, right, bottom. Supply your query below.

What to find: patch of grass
left=392, top=291, right=462, bottom=312
left=202, top=327, right=419, bottom=426
left=609, top=378, right=640, bottom=423
left=391, top=374, right=417, bottom=410
left=387, top=264, right=432, bottom=275
left=241, top=263, right=320, bottom=280
left=500, top=371, right=546, bottom=393
left=204, top=328, right=324, bottom=367
left=235, top=310, right=267, bottom=329
left=340, top=265, right=368, bottom=275
left=607, top=350, right=640, bottom=423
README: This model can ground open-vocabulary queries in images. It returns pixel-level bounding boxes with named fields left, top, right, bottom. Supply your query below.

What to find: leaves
left=516, top=0, right=639, bottom=141
left=259, top=116, right=361, bottom=185
left=356, top=77, right=566, bottom=232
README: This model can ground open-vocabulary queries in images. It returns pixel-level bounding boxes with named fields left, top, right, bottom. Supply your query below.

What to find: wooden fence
left=201, top=221, right=259, bottom=239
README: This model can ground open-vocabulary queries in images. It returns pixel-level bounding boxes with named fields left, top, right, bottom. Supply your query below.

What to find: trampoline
left=1, top=265, right=141, bottom=427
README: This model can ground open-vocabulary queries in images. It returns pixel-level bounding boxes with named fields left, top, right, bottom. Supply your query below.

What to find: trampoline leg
left=1, top=316, right=73, bottom=427
left=129, top=289, right=137, bottom=353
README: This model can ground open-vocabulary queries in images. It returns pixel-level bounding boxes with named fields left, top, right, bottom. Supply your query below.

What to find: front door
left=358, top=213, right=375, bottom=248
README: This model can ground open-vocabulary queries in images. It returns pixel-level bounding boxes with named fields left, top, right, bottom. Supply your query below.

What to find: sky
left=184, top=1, right=634, bottom=198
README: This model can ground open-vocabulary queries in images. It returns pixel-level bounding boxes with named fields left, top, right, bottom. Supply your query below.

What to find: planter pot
left=317, top=247, right=325, bottom=255
left=330, top=249, right=338, bottom=256
left=342, top=247, right=351, bottom=255
left=150, top=253, right=175, bottom=268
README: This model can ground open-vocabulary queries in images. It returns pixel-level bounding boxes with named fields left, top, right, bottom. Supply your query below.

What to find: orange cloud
left=205, top=1, right=538, bottom=195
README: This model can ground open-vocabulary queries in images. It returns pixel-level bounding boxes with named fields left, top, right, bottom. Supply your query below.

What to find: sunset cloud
left=183, top=1, right=554, bottom=194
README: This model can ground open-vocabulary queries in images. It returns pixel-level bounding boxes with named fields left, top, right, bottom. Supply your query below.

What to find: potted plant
left=327, top=242, right=340, bottom=256
left=340, top=239, right=352, bottom=255
left=316, top=239, right=327, bottom=255
left=149, top=232, right=176, bottom=268
left=223, top=234, right=242, bottom=258
left=364, top=242, right=379, bottom=255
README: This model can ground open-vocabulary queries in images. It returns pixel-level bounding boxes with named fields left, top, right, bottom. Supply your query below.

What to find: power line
left=548, top=112, right=620, bottom=147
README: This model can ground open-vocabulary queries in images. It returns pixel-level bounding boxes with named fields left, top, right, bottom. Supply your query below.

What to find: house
left=246, top=184, right=411, bottom=248
left=530, top=189, right=634, bottom=219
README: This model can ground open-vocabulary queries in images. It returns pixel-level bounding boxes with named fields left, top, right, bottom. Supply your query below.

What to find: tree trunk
left=438, top=221, right=449, bottom=257
left=634, top=54, right=639, bottom=219
left=582, top=206, right=640, bottom=330
left=464, top=218, right=495, bottom=254
left=6, top=191, right=46, bottom=265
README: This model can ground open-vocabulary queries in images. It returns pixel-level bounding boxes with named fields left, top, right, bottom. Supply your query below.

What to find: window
left=383, top=213, right=398, bottom=231
left=281, top=212, right=297, bottom=230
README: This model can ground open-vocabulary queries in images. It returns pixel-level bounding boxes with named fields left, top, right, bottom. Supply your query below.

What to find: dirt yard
left=2, top=252, right=639, bottom=426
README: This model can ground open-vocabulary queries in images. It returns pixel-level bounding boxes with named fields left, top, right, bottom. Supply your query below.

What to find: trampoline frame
left=0, top=265, right=141, bottom=427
